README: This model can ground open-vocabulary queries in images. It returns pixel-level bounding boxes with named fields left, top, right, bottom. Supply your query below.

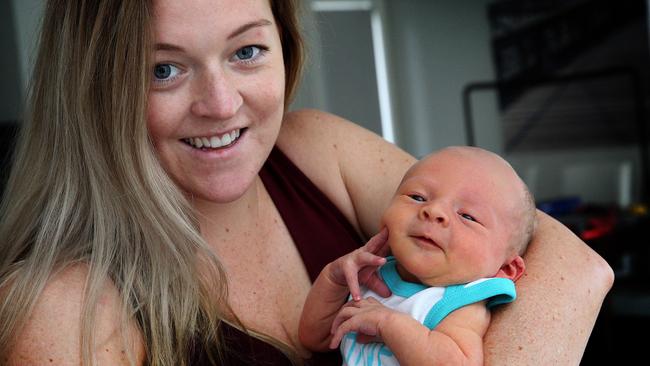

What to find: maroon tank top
left=189, top=146, right=363, bottom=365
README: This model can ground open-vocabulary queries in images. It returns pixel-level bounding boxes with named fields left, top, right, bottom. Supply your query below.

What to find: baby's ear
left=495, top=256, right=525, bottom=282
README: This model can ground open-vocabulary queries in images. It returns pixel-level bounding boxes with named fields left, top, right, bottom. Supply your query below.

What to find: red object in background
left=580, top=213, right=616, bottom=241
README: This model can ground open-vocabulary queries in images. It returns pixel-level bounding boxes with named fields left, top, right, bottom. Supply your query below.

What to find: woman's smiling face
left=147, top=0, right=285, bottom=203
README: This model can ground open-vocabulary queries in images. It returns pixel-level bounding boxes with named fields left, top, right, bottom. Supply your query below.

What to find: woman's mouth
left=182, top=128, right=246, bottom=150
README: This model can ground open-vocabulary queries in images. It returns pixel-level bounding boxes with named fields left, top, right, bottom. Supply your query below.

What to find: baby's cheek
left=378, top=211, right=388, bottom=228
left=380, top=214, right=401, bottom=254
left=379, top=210, right=394, bottom=234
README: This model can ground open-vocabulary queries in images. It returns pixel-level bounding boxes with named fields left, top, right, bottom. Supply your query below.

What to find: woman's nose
left=190, top=68, right=243, bottom=120
left=419, top=203, right=450, bottom=227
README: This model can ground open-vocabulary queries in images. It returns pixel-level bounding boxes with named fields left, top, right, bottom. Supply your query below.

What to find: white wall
left=384, top=0, right=500, bottom=158
left=297, top=0, right=502, bottom=157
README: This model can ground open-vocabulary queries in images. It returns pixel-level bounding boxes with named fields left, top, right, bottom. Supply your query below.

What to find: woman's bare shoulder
left=278, top=108, right=413, bottom=172
left=279, top=108, right=386, bottom=147
left=6, top=264, right=145, bottom=365
left=277, top=108, right=351, bottom=156
left=277, top=109, right=415, bottom=235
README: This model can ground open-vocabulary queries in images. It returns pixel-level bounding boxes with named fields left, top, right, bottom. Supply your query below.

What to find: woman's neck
left=191, top=175, right=266, bottom=248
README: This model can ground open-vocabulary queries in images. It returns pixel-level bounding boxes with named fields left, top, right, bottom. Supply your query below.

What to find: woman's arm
left=277, top=109, right=416, bottom=238
left=484, top=211, right=614, bottom=365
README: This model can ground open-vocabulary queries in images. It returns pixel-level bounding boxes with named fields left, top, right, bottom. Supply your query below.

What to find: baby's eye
left=408, top=194, right=426, bottom=202
left=460, top=213, right=477, bottom=222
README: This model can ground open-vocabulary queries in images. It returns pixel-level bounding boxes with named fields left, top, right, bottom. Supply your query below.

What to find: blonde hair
left=272, top=0, right=305, bottom=106
left=0, top=0, right=307, bottom=363
left=0, top=0, right=229, bottom=365
left=511, top=181, right=537, bottom=256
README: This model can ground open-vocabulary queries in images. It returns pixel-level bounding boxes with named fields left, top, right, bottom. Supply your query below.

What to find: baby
left=299, top=146, right=536, bottom=365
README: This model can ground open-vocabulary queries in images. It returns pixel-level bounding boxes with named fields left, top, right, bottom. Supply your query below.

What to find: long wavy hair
left=0, top=0, right=304, bottom=365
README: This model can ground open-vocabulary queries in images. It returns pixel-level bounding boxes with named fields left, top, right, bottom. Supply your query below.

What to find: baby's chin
left=394, top=263, right=423, bottom=284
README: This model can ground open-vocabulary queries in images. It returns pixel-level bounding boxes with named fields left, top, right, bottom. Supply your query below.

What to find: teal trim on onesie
left=422, top=278, right=516, bottom=329
left=379, top=257, right=427, bottom=297
left=341, top=257, right=517, bottom=366
left=379, top=256, right=516, bottom=330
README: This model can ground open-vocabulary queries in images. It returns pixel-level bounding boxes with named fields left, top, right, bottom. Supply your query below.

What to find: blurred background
left=1, top=0, right=649, bottom=363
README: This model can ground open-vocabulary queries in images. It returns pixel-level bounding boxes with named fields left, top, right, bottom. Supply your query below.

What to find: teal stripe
left=354, top=342, right=364, bottom=365
left=377, top=344, right=394, bottom=366
left=379, top=256, right=427, bottom=297
left=344, top=333, right=357, bottom=365
left=365, top=343, right=376, bottom=365
left=423, top=278, right=516, bottom=329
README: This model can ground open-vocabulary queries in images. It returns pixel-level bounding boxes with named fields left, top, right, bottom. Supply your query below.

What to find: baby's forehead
left=403, top=148, right=525, bottom=207
left=428, top=146, right=503, bottom=165
left=407, top=147, right=509, bottom=178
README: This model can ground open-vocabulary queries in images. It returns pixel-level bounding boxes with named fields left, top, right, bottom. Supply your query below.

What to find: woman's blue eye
left=235, top=46, right=261, bottom=61
left=153, top=64, right=180, bottom=81
left=408, top=194, right=426, bottom=202
left=460, top=213, right=476, bottom=222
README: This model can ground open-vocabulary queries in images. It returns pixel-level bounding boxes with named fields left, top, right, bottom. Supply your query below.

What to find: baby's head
left=381, top=146, right=536, bottom=287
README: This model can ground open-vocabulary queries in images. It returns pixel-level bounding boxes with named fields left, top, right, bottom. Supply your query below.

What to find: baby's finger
left=343, top=265, right=362, bottom=301
left=363, top=272, right=391, bottom=298
left=363, top=228, right=388, bottom=254
left=354, top=251, right=387, bottom=267
left=330, top=317, right=363, bottom=349
left=329, top=328, right=346, bottom=349
left=329, top=319, right=356, bottom=349
left=330, top=303, right=360, bottom=334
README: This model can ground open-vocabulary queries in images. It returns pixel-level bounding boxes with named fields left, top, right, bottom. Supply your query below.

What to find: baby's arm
left=299, top=229, right=390, bottom=351
left=330, top=298, right=490, bottom=366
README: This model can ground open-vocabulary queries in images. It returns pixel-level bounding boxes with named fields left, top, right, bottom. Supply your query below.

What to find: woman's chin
left=189, top=183, right=252, bottom=204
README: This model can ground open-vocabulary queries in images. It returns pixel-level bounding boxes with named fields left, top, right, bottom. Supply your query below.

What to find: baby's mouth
left=412, top=235, right=441, bottom=249
left=182, top=128, right=246, bottom=150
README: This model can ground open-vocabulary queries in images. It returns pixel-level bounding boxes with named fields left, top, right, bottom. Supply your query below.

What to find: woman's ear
left=495, top=256, right=526, bottom=282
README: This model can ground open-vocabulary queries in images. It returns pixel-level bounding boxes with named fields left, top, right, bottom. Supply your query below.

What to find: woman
left=0, top=0, right=613, bottom=365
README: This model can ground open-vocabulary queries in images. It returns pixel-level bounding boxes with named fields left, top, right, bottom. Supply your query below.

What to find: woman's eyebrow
left=155, top=43, right=185, bottom=52
left=153, top=19, right=273, bottom=52
left=227, top=19, right=273, bottom=40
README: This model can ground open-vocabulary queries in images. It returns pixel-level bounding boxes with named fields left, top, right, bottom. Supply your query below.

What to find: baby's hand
left=326, top=228, right=390, bottom=301
left=328, top=297, right=397, bottom=349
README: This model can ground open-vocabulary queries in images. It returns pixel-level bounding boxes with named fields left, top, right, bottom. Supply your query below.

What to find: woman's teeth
left=184, top=129, right=241, bottom=149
